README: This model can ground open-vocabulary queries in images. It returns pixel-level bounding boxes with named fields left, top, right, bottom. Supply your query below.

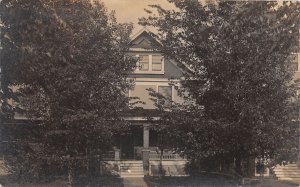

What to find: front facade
left=101, top=29, right=188, bottom=177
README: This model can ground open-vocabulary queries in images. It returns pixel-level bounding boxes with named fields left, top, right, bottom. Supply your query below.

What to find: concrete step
left=120, top=169, right=144, bottom=173
left=276, top=172, right=300, bottom=175
left=276, top=175, right=300, bottom=178
left=120, top=164, right=143, bottom=167
left=278, top=177, right=300, bottom=181
left=120, top=162, right=143, bottom=165
left=274, top=167, right=299, bottom=170
left=279, top=164, right=298, bottom=166
left=119, top=161, right=144, bottom=178
left=120, top=166, right=142, bottom=170
left=274, top=170, right=300, bottom=172
left=120, top=171, right=144, bottom=174
left=274, top=167, right=299, bottom=171
left=120, top=174, right=144, bottom=178
left=120, top=168, right=143, bottom=172
left=275, top=165, right=299, bottom=168
left=120, top=166, right=143, bottom=169
left=120, top=163, right=142, bottom=166
left=119, top=161, right=143, bottom=164
left=275, top=171, right=300, bottom=174
left=274, top=163, right=300, bottom=185
left=274, top=167, right=300, bottom=170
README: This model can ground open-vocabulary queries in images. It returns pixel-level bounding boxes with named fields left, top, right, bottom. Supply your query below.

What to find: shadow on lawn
left=144, top=175, right=299, bottom=187
left=0, top=174, right=125, bottom=187
left=1, top=174, right=299, bottom=187
left=144, top=175, right=240, bottom=187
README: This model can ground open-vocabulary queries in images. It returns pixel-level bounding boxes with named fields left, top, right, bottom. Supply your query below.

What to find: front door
left=120, top=126, right=143, bottom=160
left=120, top=134, right=134, bottom=159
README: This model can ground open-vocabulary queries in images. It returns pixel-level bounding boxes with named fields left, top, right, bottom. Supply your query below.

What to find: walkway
left=123, top=177, right=148, bottom=187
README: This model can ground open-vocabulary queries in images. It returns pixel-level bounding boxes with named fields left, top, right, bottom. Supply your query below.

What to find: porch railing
left=149, top=152, right=186, bottom=160
left=102, top=151, right=115, bottom=160
left=102, top=149, right=120, bottom=161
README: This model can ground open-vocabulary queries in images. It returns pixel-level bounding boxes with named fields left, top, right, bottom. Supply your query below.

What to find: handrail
left=149, top=152, right=186, bottom=160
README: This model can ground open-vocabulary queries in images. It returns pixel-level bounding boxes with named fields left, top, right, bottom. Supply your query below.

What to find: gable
left=129, top=31, right=161, bottom=50
left=128, top=29, right=189, bottom=78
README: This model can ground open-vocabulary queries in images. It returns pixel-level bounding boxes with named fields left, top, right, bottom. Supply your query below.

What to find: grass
left=0, top=174, right=299, bottom=187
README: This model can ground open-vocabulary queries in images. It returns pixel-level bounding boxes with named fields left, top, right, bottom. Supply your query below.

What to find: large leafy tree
left=0, top=0, right=135, bottom=184
left=140, top=1, right=300, bottom=176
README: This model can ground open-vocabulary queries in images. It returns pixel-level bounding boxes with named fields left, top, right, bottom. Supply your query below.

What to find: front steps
left=119, top=161, right=144, bottom=178
left=274, top=163, right=300, bottom=185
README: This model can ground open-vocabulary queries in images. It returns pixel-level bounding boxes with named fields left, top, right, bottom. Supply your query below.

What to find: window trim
left=152, top=55, right=163, bottom=71
left=138, top=54, right=150, bottom=71
left=129, top=82, right=177, bottom=101
left=134, top=54, right=165, bottom=74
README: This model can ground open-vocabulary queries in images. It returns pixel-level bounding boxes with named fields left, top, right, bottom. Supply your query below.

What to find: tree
left=0, top=0, right=135, bottom=185
left=140, top=1, right=300, bottom=176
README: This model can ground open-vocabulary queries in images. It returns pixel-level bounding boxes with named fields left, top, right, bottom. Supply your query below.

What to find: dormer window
left=133, top=54, right=164, bottom=74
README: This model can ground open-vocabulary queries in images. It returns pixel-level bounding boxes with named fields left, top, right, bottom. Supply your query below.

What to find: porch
left=100, top=153, right=187, bottom=177
left=101, top=124, right=187, bottom=177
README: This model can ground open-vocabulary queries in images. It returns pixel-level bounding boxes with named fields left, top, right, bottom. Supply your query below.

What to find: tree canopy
left=140, top=0, right=300, bottom=176
left=0, top=0, right=135, bottom=184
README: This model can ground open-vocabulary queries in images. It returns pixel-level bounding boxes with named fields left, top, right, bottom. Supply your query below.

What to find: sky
left=102, top=0, right=176, bottom=33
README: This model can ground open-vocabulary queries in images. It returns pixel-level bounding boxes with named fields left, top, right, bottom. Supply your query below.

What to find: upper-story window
left=152, top=55, right=163, bottom=71
left=158, top=86, right=172, bottom=107
left=129, top=84, right=179, bottom=109
left=133, top=54, right=164, bottom=74
left=139, top=55, right=149, bottom=71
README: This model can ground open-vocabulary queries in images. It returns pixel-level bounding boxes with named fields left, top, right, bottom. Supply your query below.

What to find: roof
left=128, top=28, right=192, bottom=77
left=129, top=28, right=162, bottom=50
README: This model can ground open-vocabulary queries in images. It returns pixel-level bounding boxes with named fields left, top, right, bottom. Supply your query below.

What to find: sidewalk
left=123, top=178, right=148, bottom=187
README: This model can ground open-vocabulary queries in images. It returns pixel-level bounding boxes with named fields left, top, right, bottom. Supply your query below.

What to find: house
left=101, top=29, right=189, bottom=177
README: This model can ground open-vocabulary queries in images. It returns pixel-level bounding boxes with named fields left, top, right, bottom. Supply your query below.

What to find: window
left=291, top=53, right=299, bottom=71
left=132, top=53, right=164, bottom=74
left=130, top=85, right=156, bottom=109
left=129, top=83, right=184, bottom=109
left=152, top=55, right=162, bottom=71
left=139, top=55, right=149, bottom=71
left=158, top=86, right=172, bottom=106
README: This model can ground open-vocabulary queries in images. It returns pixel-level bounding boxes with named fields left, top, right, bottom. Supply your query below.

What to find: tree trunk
left=68, top=161, right=75, bottom=187
left=235, top=157, right=242, bottom=176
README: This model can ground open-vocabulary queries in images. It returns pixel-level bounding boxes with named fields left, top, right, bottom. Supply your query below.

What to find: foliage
left=140, top=1, right=300, bottom=176
left=0, top=0, right=135, bottom=184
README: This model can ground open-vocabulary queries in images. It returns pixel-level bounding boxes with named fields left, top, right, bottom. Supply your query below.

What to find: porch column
left=142, top=124, right=150, bottom=176
left=114, top=147, right=120, bottom=161
left=143, top=124, right=150, bottom=148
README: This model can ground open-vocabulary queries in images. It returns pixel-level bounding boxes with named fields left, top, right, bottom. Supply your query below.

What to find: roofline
left=130, top=27, right=153, bottom=41
left=129, top=27, right=162, bottom=46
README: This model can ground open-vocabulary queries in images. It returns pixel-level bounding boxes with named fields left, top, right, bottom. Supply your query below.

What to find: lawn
left=0, top=174, right=299, bottom=187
